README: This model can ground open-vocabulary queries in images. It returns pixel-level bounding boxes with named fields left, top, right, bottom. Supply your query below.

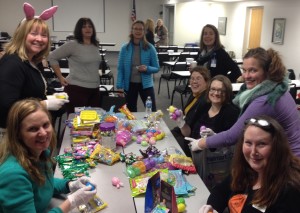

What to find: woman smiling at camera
left=199, top=115, right=300, bottom=213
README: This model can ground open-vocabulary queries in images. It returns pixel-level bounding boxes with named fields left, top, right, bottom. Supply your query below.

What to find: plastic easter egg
left=175, top=109, right=181, bottom=116
left=143, top=159, right=152, bottom=170
left=131, top=135, right=137, bottom=141
left=149, top=158, right=156, bottom=167
left=200, top=125, right=206, bottom=131
left=142, top=134, right=147, bottom=139
left=177, top=197, right=185, bottom=204
left=147, top=132, right=153, bottom=137
left=177, top=203, right=186, bottom=212
left=141, top=141, right=148, bottom=147
left=149, top=137, right=156, bottom=145
left=168, top=106, right=176, bottom=113
left=157, top=155, right=165, bottom=164
left=126, top=167, right=136, bottom=178
left=171, top=113, right=177, bottom=120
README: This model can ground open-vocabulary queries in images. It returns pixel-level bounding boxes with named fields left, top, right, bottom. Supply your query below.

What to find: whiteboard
left=52, top=0, right=105, bottom=32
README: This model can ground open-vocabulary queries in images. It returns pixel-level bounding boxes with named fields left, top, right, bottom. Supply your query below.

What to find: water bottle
left=145, top=96, right=152, bottom=117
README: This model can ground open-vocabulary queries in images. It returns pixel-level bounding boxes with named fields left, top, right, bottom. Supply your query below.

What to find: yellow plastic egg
left=177, top=203, right=186, bottom=212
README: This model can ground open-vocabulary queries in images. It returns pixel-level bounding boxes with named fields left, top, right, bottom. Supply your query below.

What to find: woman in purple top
left=187, top=47, right=300, bottom=158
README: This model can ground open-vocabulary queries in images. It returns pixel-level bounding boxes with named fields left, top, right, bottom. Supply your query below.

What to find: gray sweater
left=48, top=40, right=101, bottom=88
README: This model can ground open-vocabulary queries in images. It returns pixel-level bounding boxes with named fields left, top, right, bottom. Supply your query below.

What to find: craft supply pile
left=55, top=104, right=198, bottom=212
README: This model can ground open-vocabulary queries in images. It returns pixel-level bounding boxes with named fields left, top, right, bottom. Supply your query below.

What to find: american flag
left=131, top=0, right=136, bottom=22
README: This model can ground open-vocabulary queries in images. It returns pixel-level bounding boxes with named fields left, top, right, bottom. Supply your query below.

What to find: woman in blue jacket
left=117, top=20, right=160, bottom=112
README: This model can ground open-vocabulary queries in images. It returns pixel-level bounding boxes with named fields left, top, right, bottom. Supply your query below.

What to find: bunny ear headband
left=23, top=2, right=58, bottom=21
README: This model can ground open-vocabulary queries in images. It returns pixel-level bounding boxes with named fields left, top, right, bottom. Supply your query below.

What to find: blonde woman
left=145, top=18, right=155, bottom=46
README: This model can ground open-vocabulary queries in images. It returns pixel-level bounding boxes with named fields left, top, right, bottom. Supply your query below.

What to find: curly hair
left=0, top=99, right=56, bottom=185
left=243, top=47, right=287, bottom=82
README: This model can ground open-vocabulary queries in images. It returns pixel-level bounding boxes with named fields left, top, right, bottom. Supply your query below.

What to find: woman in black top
left=196, top=24, right=241, bottom=83
left=145, top=18, right=155, bottom=46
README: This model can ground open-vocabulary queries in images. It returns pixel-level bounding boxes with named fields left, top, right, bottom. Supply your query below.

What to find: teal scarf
left=232, top=77, right=289, bottom=113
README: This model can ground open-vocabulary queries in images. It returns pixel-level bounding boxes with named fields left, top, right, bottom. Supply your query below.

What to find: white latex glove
left=68, top=176, right=97, bottom=193
left=199, top=204, right=218, bottom=213
left=200, top=128, right=216, bottom=137
left=169, top=109, right=185, bottom=128
left=45, top=98, right=69, bottom=110
left=67, top=186, right=97, bottom=210
left=53, top=92, right=69, bottom=100
left=185, top=137, right=202, bottom=151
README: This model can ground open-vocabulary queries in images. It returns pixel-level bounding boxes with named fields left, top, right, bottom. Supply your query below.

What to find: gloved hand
left=185, top=137, right=202, bottom=151
left=199, top=204, right=218, bottom=213
left=45, top=97, right=69, bottom=111
left=68, top=176, right=97, bottom=193
left=67, top=186, right=97, bottom=210
left=200, top=128, right=215, bottom=137
left=174, top=110, right=185, bottom=128
left=53, top=92, right=69, bottom=100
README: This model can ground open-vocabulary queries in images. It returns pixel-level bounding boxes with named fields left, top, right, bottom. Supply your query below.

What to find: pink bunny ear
left=39, top=6, right=58, bottom=20
left=23, top=2, right=35, bottom=20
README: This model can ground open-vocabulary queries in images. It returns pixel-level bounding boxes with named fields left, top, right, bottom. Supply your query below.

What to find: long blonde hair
left=4, top=18, right=51, bottom=64
left=0, top=99, right=56, bottom=185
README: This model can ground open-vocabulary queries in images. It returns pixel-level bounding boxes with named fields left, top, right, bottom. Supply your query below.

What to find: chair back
left=172, top=62, right=187, bottom=71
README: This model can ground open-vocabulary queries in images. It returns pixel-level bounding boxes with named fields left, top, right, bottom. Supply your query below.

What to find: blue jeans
left=125, top=82, right=157, bottom=112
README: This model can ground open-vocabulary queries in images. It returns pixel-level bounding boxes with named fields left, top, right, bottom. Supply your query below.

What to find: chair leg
left=171, top=89, right=176, bottom=105
left=166, top=81, right=170, bottom=99
left=180, top=94, right=184, bottom=109
left=158, top=78, right=162, bottom=94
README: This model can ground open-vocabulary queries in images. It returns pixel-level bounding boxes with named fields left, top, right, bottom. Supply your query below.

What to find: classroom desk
left=49, top=113, right=210, bottom=212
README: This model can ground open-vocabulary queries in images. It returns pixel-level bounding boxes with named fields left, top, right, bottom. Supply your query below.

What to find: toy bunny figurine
left=23, top=2, right=58, bottom=21
left=112, top=177, right=124, bottom=189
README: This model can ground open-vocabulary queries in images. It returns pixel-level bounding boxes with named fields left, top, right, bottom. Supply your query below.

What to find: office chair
left=158, top=52, right=171, bottom=73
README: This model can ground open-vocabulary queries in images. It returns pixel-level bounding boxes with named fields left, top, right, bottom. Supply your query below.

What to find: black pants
left=125, top=82, right=157, bottom=112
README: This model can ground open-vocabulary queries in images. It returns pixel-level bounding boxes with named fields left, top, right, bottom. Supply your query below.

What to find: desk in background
left=50, top=113, right=210, bottom=212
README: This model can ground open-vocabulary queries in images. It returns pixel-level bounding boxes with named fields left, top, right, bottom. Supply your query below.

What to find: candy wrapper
left=90, top=144, right=120, bottom=165
left=119, top=104, right=136, bottom=120
left=116, top=129, right=132, bottom=147
left=168, top=154, right=196, bottom=174
left=78, top=195, right=107, bottom=213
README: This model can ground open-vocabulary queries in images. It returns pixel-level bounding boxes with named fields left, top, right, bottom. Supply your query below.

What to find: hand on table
left=67, top=186, right=97, bottom=209
left=68, top=176, right=97, bottom=193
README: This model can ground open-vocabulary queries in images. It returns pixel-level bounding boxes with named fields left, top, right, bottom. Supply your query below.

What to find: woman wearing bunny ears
left=0, top=2, right=69, bottom=133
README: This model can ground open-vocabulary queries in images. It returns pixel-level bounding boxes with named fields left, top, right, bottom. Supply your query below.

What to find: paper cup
left=190, top=61, right=197, bottom=69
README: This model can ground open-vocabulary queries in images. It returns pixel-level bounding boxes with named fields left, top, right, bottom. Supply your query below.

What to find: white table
left=49, top=113, right=210, bottom=212
left=232, top=79, right=300, bottom=92
left=124, top=113, right=210, bottom=212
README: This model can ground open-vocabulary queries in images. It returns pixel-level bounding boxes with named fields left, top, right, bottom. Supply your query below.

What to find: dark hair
left=199, top=24, right=224, bottom=51
left=243, top=47, right=286, bottom=82
left=190, top=66, right=211, bottom=83
left=128, top=20, right=150, bottom=50
left=74, top=17, right=99, bottom=46
left=207, top=75, right=233, bottom=104
left=231, top=115, right=300, bottom=207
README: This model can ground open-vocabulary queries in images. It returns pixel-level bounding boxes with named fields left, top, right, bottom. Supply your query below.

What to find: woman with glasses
left=116, top=20, right=159, bottom=112
left=199, top=115, right=300, bottom=213
left=171, top=66, right=211, bottom=157
left=187, top=47, right=300, bottom=158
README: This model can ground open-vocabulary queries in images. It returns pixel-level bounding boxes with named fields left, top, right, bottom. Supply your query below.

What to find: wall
left=168, top=0, right=300, bottom=77
left=0, top=0, right=162, bottom=51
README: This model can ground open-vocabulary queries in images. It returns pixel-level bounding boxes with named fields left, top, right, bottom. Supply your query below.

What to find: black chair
left=288, top=69, right=296, bottom=80
left=170, top=83, right=191, bottom=108
left=157, top=52, right=171, bottom=73
left=158, top=62, right=187, bottom=99
left=59, top=58, right=69, bottom=68
left=289, top=83, right=300, bottom=104
left=99, top=87, right=126, bottom=112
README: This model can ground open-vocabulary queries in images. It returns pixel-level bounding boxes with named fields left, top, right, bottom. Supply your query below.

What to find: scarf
left=232, top=77, right=289, bottom=113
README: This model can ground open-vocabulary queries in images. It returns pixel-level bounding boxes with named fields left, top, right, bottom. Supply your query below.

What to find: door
left=248, top=7, right=263, bottom=49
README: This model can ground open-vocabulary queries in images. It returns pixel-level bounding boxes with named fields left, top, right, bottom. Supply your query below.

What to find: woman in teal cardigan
left=117, top=20, right=160, bottom=112
left=0, top=99, right=96, bottom=213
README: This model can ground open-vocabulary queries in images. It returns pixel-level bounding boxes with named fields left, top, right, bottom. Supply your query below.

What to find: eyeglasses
left=132, top=28, right=144, bottom=31
left=244, top=118, right=274, bottom=132
left=209, top=88, right=225, bottom=94
left=190, top=77, right=203, bottom=82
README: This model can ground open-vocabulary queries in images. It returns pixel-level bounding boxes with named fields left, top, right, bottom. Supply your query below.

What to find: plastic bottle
left=145, top=96, right=152, bottom=117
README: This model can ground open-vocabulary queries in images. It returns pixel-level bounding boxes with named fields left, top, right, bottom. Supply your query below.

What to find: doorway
left=163, top=5, right=174, bottom=45
left=243, top=7, right=264, bottom=55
